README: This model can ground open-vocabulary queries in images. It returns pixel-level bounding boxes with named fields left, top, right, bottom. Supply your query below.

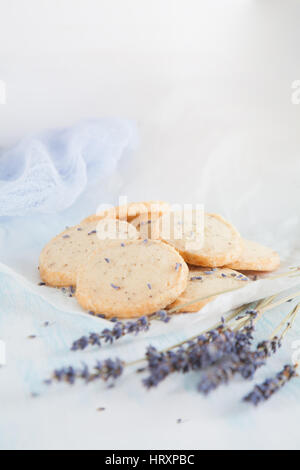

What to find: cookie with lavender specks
left=154, top=209, right=204, bottom=254
left=226, top=239, right=280, bottom=272
left=39, top=219, right=139, bottom=287
left=130, top=212, right=161, bottom=239
left=156, top=212, right=241, bottom=267
left=76, top=239, right=189, bottom=318
left=82, top=200, right=170, bottom=224
left=167, top=267, right=250, bottom=313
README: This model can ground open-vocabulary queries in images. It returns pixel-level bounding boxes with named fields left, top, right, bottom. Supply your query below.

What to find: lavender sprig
left=70, top=283, right=299, bottom=353
left=47, top=294, right=300, bottom=402
left=143, top=320, right=255, bottom=388
left=143, top=301, right=297, bottom=392
left=47, top=358, right=124, bottom=385
left=197, top=336, right=281, bottom=395
left=71, top=311, right=171, bottom=351
left=197, top=302, right=300, bottom=395
left=243, top=364, right=298, bottom=406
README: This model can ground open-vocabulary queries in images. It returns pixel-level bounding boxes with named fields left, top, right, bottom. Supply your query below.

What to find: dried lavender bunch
left=71, top=311, right=171, bottom=351
left=143, top=320, right=255, bottom=388
left=197, top=302, right=300, bottom=395
left=243, top=364, right=298, bottom=406
left=197, top=336, right=281, bottom=395
left=47, top=358, right=124, bottom=385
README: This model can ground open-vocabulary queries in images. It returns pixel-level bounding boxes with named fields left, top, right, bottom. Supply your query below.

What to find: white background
left=1, top=0, right=300, bottom=450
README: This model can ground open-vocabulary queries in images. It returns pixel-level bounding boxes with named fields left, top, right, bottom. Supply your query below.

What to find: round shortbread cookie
left=130, top=212, right=161, bottom=239
left=226, top=239, right=280, bottom=272
left=82, top=200, right=170, bottom=224
left=155, top=210, right=204, bottom=253
left=76, top=239, right=189, bottom=318
left=39, top=219, right=139, bottom=287
left=156, top=212, right=241, bottom=267
left=167, top=267, right=250, bottom=313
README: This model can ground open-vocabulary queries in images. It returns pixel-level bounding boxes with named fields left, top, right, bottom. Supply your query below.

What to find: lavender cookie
left=76, top=239, right=189, bottom=318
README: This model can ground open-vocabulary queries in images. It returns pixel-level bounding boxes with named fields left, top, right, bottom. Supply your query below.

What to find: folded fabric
left=0, top=118, right=138, bottom=217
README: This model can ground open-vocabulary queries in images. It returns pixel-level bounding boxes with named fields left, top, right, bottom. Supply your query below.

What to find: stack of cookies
left=39, top=201, right=280, bottom=318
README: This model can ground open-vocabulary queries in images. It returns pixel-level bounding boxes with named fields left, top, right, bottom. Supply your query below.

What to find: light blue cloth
left=0, top=118, right=138, bottom=217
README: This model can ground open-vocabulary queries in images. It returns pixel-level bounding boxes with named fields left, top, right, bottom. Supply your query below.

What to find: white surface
left=1, top=0, right=300, bottom=450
